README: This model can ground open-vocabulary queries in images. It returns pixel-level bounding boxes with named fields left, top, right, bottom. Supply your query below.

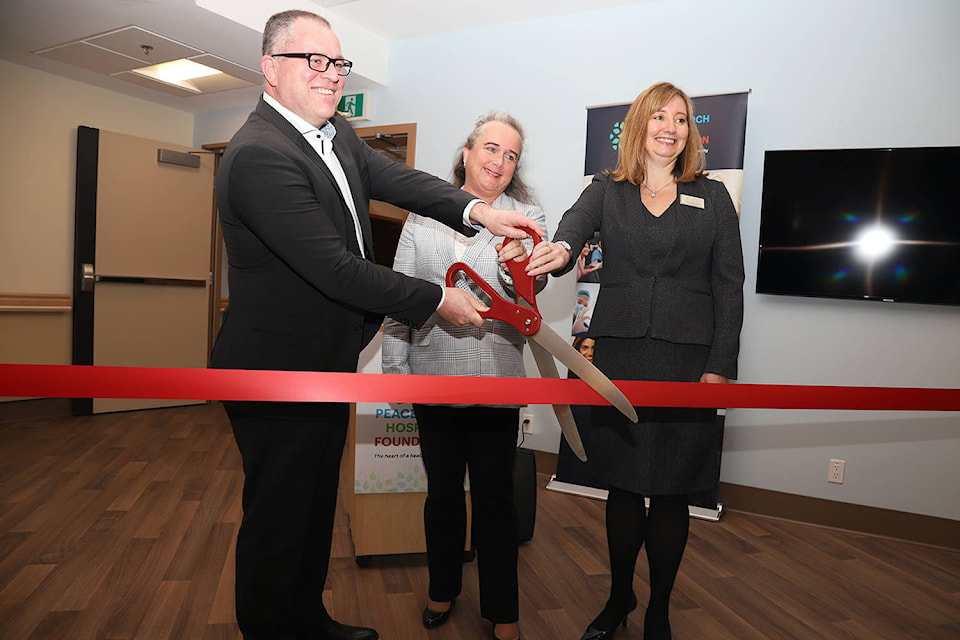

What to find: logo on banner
left=609, top=121, right=623, bottom=150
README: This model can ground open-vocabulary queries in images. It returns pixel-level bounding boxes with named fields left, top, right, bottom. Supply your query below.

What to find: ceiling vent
left=34, top=25, right=261, bottom=97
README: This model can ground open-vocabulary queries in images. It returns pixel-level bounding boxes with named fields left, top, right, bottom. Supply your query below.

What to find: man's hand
left=700, top=373, right=729, bottom=384
left=469, top=202, right=543, bottom=240
left=525, top=241, right=570, bottom=276
left=438, top=287, right=489, bottom=327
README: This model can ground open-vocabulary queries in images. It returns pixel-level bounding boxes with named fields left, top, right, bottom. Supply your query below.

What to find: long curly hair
left=452, top=111, right=536, bottom=205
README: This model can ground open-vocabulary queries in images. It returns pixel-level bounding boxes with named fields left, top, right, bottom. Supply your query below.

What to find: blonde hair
left=608, top=82, right=704, bottom=185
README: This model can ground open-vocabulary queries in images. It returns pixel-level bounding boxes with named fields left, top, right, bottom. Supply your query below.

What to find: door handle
left=79, top=263, right=205, bottom=291
left=96, top=275, right=206, bottom=287
left=81, top=263, right=95, bottom=292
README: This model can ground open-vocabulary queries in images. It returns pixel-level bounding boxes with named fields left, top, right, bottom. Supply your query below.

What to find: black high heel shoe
left=422, top=599, right=455, bottom=629
left=578, top=594, right=638, bottom=640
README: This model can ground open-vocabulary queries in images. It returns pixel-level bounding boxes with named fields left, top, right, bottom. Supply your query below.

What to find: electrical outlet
left=521, top=413, right=534, bottom=434
left=828, top=459, right=845, bottom=484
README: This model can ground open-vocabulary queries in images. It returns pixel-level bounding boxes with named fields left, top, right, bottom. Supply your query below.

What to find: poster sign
left=354, top=401, right=426, bottom=493
left=353, top=333, right=427, bottom=494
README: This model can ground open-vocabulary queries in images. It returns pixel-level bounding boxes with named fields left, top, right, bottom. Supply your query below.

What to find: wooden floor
left=1, top=403, right=958, bottom=639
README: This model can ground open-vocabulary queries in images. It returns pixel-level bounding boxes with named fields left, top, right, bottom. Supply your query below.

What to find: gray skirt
left=587, top=336, right=723, bottom=496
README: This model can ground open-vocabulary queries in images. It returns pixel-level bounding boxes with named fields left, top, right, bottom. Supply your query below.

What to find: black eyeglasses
left=271, top=53, right=353, bottom=76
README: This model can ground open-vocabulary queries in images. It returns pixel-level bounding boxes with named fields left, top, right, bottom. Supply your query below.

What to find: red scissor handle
left=500, top=234, right=542, bottom=308
left=445, top=258, right=542, bottom=336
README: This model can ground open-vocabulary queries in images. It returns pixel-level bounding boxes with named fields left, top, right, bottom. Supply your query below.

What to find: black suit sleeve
left=222, top=137, right=442, bottom=326
left=704, top=179, right=744, bottom=379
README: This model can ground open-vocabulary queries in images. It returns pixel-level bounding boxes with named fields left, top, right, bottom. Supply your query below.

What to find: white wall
left=0, top=60, right=197, bottom=375
left=0, top=59, right=196, bottom=296
left=344, top=0, right=960, bottom=519
left=194, top=105, right=255, bottom=148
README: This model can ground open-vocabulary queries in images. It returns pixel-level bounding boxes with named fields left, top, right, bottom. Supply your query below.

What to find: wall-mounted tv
left=756, top=146, right=960, bottom=307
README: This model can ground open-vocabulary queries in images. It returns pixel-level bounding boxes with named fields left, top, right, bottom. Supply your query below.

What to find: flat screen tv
left=756, top=146, right=960, bottom=307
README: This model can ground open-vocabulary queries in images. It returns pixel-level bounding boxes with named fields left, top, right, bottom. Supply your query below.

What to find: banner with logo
left=354, top=333, right=428, bottom=494
left=354, top=400, right=426, bottom=493
left=550, top=91, right=750, bottom=517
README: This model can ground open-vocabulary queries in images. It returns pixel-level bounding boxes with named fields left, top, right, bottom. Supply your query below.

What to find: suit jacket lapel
left=255, top=99, right=328, bottom=172
left=330, top=115, right=375, bottom=258
left=256, top=101, right=371, bottom=258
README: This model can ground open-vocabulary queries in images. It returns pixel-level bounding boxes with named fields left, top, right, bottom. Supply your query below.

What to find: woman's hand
left=700, top=373, right=729, bottom=384
left=496, top=238, right=528, bottom=263
left=525, top=241, right=570, bottom=276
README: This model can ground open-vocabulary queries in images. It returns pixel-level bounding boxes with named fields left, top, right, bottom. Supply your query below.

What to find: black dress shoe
left=578, top=593, right=638, bottom=640
left=422, top=600, right=455, bottom=628
left=316, top=619, right=379, bottom=640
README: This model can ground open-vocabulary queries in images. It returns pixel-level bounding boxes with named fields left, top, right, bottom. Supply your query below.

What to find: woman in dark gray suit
left=527, top=82, right=745, bottom=640
left=382, top=112, right=545, bottom=640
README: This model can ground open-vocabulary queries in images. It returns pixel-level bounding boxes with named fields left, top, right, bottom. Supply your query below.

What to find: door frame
left=202, top=142, right=228, bottom=356
left=355, top=122, right=417, bottom=224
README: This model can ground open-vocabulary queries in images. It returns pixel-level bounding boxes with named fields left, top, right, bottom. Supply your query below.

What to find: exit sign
left=338, top=92, right=371, bottom=121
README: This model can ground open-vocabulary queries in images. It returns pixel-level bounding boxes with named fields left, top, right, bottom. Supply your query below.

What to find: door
left=72, top=126, right=216, bottom=414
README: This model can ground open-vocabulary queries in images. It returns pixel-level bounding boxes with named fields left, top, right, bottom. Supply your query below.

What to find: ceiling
left=0, top=0, right=648, bottom=114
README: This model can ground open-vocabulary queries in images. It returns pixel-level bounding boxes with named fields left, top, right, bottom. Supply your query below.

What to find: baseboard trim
left=720, top=483, right=959, bottom=550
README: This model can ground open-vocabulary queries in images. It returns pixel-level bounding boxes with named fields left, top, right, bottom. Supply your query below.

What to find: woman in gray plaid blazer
left=382, top=112, right=546, bottom=640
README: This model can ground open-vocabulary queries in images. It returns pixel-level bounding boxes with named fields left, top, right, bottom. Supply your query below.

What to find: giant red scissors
left=446, top=237, right=639, bottom=461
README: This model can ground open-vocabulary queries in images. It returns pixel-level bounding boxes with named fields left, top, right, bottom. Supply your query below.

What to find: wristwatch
left=554, top=240, right=572, bottom=254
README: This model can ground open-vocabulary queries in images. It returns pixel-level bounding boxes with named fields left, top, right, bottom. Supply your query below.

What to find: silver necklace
left=641, top=177, right=675, bottom=197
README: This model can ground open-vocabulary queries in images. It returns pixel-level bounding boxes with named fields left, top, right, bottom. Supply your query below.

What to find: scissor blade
left=527, top=339, right=588, bottom=461
left=530, top=326, right=639, bottom=424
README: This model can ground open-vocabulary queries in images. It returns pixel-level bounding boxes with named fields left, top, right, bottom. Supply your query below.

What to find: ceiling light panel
left=190, top=54, right=262, bottom=84
left=111, top=70, right=200, bottom=97
left=33, top=25, right=261, bottom=97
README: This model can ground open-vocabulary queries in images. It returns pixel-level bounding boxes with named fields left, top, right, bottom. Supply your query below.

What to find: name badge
left=680, top=194, right=705, bottom=209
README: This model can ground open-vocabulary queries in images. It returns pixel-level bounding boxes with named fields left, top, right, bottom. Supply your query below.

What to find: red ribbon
left=1, top=364, right=958, bottom=411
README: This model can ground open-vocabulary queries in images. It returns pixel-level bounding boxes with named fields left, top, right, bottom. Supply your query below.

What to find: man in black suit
left=211, top=10, right=543, bottom=640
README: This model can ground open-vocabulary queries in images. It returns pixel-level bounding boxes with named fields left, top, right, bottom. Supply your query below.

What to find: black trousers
left=225, top=401, right=350, bottom=640
left=413, top=404, right=520, bottom=624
